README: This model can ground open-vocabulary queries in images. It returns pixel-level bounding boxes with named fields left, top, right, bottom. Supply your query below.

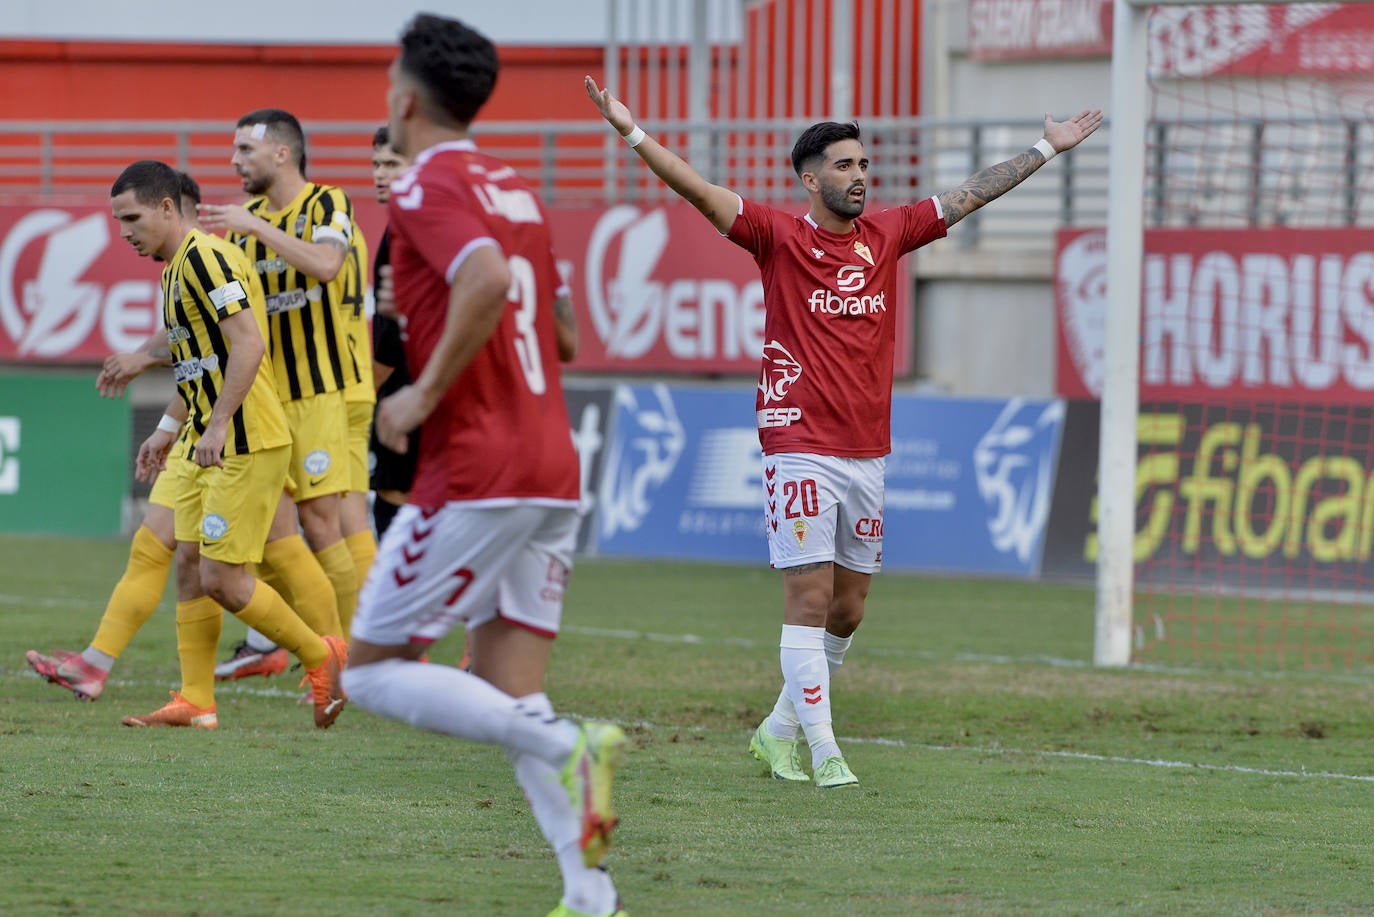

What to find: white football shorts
left=353, top=501, right=578, bottom=646
left=763, top=452, right=885, bottom=573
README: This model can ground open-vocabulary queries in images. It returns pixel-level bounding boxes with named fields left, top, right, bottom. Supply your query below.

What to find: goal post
left=1095, top=0, right=1374, bottom=669
left=1095, top=0, right=1150, bottom=667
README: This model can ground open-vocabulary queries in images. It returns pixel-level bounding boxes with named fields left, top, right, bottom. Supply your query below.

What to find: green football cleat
left=545, top=903, right=628, bottom=917
left=813, top=755, right=860, bottom=789
left=561, top=721, right=629, bottom=868
left=748, top=721, right=810, bottom=782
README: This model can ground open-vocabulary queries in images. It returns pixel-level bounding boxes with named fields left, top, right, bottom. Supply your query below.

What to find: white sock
left=764, top=690, right=800, bottom=740
left=779, top=624, right=840, bottom=767
left=823, top=630, right=853, bottom=669
left=765, top=630, right=854, bottom=742
left=80, top=647, right=116, bottom=672
left=341, top=659, right=580, bottom=765
left=245, top=627, right=278, bottom=653
left=509, top=693, right=618, bottom=916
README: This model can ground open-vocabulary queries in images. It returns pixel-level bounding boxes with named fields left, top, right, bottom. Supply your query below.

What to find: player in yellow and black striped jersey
left=230, top=183, right=355, bottom=402
left=159, top=230, right=289, bottom=462
left=338, top=218, right=379, bottom=605
left=199, top=107, right=366, bottom=640
left=109, top=159, right=348, bottom=730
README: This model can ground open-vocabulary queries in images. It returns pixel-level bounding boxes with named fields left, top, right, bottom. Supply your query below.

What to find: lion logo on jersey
left=758, top=340, right=802, bottom=404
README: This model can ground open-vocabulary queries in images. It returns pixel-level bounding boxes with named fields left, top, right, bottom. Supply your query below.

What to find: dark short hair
left=398, top=13, right=499, bottom=127
left=372, top=125, right=390, bottom=148
left=111, top=159, right=181, bottom=207
left=176, top=171, right=202, bottom=206
left=791, top=121, right=863, bottom=177
left=237, top=107, right=308, bottom=175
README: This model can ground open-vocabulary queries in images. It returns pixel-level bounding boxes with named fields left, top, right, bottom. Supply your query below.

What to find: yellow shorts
left=282, top=390, right=350, bottom=502
left=148, top=452, right=195, bottom=509
left=346, top=399, right=373, bottom=493
left=175, top=445, right=290, bottom=565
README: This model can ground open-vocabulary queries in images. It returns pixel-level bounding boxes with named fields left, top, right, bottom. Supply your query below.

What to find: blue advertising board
left=592, top=383, right=768, bottom=564
left=882, top=395, right=1065, bottom=576
left=585, top=384, right=1064, bottom=577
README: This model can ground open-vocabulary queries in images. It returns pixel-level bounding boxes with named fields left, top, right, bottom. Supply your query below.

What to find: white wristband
left=1033, top=138, right=1057, bottom=163
left=157, top=414, right=181, bottom=434
left=623, top=125, right=647, bottom=148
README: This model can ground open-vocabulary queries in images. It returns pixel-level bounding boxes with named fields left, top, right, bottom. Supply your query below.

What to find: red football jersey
left=387, top=140, right=578, bottom=506
left=727, top=196, right=946, bottom=457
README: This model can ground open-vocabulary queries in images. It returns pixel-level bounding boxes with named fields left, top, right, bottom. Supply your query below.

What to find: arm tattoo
left=782, top=561, right=831, bottom=576
left=321, top=238, right=347, bottom=252
left=144, top=342, right=172, bottom=365
left=938, top=149, right=1044, bottom=228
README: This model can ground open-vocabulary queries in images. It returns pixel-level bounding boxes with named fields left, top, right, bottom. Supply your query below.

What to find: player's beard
left=820, top=181, right=865, bottom=219
left=241, top=171, right=270, bottom=196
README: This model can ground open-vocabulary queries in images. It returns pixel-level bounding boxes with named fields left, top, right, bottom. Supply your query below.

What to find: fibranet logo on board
left=1084, top=404, right=1374, bottom=572
left=0, top=208, right=161, bottom=359
left=584, top=205, right=765, bottom=361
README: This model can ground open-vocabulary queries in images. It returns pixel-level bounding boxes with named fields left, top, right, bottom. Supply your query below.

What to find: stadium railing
left=0, top=116, right=1107, bottom=257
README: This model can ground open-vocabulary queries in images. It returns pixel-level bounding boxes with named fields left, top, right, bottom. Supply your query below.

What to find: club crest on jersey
left=792, top=517, right=809, bottom=549
left=854, top=240, right=873, bottom=265
left=758, top=340, right=802, bottom=404
left=293, top=214, right=307, bottom=236
left=170, top=280, right=180, bottom=303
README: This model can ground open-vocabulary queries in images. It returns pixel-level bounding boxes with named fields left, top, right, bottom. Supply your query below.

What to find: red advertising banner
left=970, top=2, right=1374, bottom=72
left=0, top=202, right=164, bottom=361
left=0, top=197, right=911, bottom=375
left=549, top=202, right=912, bottom=375
left=969, top=0, right=1113, bottom=61
left=1151, top=3, right=1374, bottom=77
left=0, top=198, right=389, bottom=364
left=1056, top=227, right=1374, bottom=404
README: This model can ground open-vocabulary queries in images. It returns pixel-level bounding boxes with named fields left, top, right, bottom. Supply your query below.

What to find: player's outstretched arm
left=937, top=108, right=1102, bottom=229
left=585, top=76, right=740, bottom=234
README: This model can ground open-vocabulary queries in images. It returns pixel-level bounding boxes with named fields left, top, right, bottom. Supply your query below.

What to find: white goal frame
left=1092, top=0, right=1368, bottom=665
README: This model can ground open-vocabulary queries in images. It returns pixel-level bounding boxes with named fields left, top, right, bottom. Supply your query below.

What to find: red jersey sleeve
left=890, top=197, right=948, bottom=254
left=725, top=196, right=789, bottom=260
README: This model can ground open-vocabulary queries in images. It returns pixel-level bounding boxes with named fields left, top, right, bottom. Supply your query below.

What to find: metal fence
left=5, top=114, right=1374, bottom=257
left=0, top=117, right=1110, bottom=257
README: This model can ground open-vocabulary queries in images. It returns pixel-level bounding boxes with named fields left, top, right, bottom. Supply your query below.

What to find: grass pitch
left=3, top=533, right=1373, bottom=915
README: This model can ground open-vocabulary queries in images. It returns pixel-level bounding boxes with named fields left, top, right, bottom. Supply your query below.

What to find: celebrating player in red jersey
left=587, top=76, right=1101, bottom=789
left=342, top=16, right=628, bottom=917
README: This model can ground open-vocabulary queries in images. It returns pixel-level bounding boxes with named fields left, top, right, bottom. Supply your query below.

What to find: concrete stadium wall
left=915, top=0, right=1111, bottom=398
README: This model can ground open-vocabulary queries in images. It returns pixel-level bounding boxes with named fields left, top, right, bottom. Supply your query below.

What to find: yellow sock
left=342, top=530, right=377, bottom=637
left=176, top=596, right=222, bottom=709
left=234, top=580, right=328, bottom=669
left=314, top=540, right=357, bottom=640
left=263, top=535, right=340, bottom=637
left=90, top=525, right=173, bottom=658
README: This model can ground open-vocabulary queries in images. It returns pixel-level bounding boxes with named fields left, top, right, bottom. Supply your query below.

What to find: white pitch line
left=564, top=624, right=1374, bottom=683
left=844, top=735, right=1374, bottom=784
left=16, top=669, right=1373, bottom=784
